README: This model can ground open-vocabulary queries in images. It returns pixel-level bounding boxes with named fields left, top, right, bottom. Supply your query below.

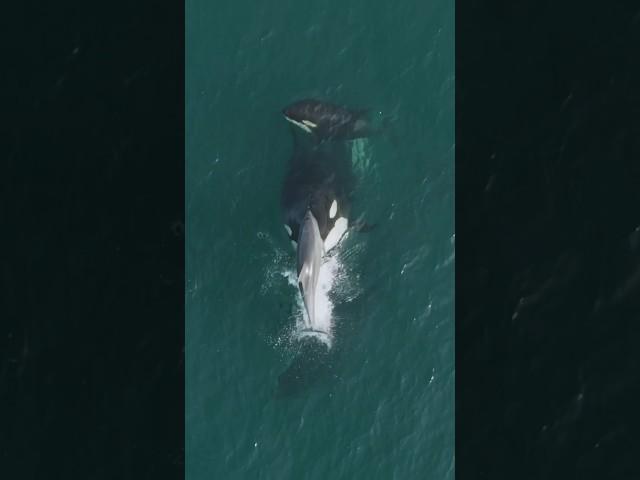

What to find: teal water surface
left=186, top=1, right=454, bottom=478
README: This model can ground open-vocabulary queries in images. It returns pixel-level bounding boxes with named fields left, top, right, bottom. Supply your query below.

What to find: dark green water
left=186, top=1, right=454, bottom=478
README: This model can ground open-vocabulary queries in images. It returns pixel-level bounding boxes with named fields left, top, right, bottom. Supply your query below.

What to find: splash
left=283, top=252, right=342, bottom=349
left=262, top=234, right=365, bottom=358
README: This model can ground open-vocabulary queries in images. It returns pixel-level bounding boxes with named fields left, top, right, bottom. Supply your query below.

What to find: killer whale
left=282, top=99, right=382, bottom=141
left=277, top=99, right=381, bottom=396
left=281, top=140, right=355, bottom=333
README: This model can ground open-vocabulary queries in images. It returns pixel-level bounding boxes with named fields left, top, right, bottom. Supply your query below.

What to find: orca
left=277, top=100, right=381, bottom=396
left=281, top=141, right=355, bottom=333
left=282, top=98, right=380, bottom=141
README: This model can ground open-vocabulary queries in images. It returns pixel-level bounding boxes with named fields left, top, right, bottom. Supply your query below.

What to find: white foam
left=324, top=217, right=348, bottom=253
left=263, top=232, right=366, bottom=354
left=282, top=251, right=341, bottom=349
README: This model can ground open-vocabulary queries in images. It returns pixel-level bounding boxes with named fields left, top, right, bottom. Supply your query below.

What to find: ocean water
left=186, top=0, right=454, bottom=478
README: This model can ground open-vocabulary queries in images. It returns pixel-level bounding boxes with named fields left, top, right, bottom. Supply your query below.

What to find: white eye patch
left=284, top=116, right=312, bottom=133
left=284, top=224, right=292, bottom=237
left=329, top=200, right=337, bottom=219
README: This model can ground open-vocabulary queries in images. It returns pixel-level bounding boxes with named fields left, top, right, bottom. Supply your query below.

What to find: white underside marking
left=302, top=119, right=317, bottom=128
left=291, top=240, right=297, bottom=250
left=284, top=116, right=312, bottom=134
left=324, top=217, right=348, bottom=252
left=329, top=200, right=337, bottom=219
left=284, top=224, right=292, bottom=237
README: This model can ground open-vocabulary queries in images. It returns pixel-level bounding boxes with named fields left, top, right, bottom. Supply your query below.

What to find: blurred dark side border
left=2, top=2, right=184, bottom=478
left=456, top=2, right=640, bottom=478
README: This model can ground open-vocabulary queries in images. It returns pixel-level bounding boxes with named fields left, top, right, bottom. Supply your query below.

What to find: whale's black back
left=283, top=99, right=372, bottom=141
left=281, top=141, right=355, bottom=241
